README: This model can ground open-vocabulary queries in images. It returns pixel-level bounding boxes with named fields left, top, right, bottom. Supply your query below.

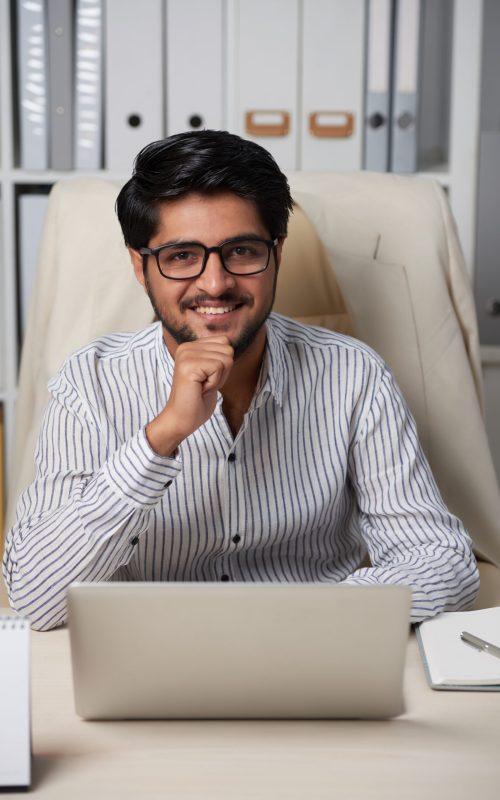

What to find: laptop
left=68, top=582, right=411, bottom=720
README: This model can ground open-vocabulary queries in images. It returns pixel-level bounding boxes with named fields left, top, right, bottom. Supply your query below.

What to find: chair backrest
left=7, top=173, right=500, bottom=570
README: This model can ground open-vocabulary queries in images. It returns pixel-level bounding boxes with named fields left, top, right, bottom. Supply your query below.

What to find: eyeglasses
left=139, top=236, right=278, bottom=280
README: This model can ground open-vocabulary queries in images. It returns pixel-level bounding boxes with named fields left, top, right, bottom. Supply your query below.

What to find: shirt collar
left=155, top=322, right=174, bottom=390
left=260, top=314, right=285, bottom=407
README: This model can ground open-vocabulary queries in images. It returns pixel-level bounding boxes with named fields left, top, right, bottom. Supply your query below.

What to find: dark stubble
left=144, top=267, right=278, bottom=360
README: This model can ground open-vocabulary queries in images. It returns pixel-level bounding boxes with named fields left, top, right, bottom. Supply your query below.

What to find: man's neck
left=221, top=326, right=267, bottom=414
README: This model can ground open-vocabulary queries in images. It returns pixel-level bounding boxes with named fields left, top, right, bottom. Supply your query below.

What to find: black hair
left=116, top=130, right=293, bottom=249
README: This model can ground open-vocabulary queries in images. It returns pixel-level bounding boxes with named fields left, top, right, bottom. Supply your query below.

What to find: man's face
left=130, top=192, right=283, bottom=359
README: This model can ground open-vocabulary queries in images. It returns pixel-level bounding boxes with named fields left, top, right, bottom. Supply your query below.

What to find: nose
left=194, top=250, right=236, bottom=295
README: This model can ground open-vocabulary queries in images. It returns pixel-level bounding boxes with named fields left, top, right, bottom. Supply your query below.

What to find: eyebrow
left=153, top=233, right=267, bottom=248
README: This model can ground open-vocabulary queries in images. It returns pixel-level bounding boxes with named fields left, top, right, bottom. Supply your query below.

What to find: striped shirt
left=3, top=314, right=479, bottom=630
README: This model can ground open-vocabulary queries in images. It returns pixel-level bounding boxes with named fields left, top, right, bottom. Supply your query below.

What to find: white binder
left=75, top=0, right=103, bottom=170
left=17, top=0, right=48, bottom=169
left=230, top=0, right=299, bottom=171
left=0, top=616, right=31, bottom=790
left=364, top=0, right=394, bottom=172
left=416, top=0, right=453, bottom=171
left=18, top=193, right=49, bottom=336
left=301, top=0, right=366, bottom=171
left=165, top=0, right=224, bottom=135
left=390, top=0, right=422, bottom=173
left=105, top=0, right=164, bottom=173
left=47, top=0, right=74, bottom=170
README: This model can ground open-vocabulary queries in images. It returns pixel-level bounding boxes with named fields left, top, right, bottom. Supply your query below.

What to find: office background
left=0, top=0, right=499, bottom=550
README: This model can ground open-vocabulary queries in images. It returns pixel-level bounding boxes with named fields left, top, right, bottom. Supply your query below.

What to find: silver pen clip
left=460, top=631, right=500, bottom=660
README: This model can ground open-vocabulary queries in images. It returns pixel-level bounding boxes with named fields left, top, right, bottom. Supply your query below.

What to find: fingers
left=175, top=337, right=235, bottom=393
left=201, top=359, right=231, bottom=394
left=149, top=337, right=236, bottom=453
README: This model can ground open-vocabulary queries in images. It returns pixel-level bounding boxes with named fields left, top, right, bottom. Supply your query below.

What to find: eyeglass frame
left=139, top=236, right=279, bottom=280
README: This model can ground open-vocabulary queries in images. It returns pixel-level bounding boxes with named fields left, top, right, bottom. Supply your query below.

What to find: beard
left=144, top=269, right=278, bottom=360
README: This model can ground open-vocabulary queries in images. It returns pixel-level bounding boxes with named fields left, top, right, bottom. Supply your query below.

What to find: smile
left=191, top=304, right=240, bottom=316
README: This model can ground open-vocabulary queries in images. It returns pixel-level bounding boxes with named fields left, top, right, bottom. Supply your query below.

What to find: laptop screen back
left=68, top=582, right=411, bottom=720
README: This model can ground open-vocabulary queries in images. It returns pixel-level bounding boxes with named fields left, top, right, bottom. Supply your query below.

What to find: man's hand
left=145, top=336, right=234, bottom=456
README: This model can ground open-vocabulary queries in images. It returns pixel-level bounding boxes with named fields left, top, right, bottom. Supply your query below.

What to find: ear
left=128, top=247, right=147, bottom=290
left=274, top=237, right=286, bottom=273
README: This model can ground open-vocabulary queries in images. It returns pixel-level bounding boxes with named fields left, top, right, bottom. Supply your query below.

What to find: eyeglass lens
left=157, top=239, right=271, bottom=278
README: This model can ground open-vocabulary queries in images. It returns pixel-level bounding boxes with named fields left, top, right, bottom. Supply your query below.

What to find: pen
left=460, top=631, right=500, bottom=660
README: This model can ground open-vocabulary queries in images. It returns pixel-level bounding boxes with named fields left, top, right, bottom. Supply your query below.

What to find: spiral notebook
left=416, top=606, right=500, bottom=691
left=0, top=616, right=31, bottom=789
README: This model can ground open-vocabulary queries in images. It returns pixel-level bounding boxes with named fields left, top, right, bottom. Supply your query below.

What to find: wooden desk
left=2, top=623, right=499, bottom=799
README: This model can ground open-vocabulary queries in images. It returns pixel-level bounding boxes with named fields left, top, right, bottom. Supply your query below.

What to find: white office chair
left=4, top=172, right=500, bottom=608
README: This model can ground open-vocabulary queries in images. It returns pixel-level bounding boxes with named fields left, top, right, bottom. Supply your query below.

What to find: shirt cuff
left=103, top=428, right=182, bottom=509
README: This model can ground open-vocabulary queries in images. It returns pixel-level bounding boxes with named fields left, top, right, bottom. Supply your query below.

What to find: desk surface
left=2, top=621, right=500, bottom=799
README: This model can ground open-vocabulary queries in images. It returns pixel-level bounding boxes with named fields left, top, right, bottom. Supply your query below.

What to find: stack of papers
left=416, top=606, right=500, bottom=691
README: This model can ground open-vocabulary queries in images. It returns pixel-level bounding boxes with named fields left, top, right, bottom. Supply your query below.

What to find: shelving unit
left=0, top=0, right=18, bottom=483
left=0, top=0, right=489, bottom=537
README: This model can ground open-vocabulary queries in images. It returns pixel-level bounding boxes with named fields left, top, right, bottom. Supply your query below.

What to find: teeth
left=193, top=305, right=236, bottom=315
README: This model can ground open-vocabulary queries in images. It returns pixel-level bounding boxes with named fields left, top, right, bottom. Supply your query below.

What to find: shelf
left=7, top=170, right=131, bottom=185
left=5, top=167, right=454, bottom=188
left=7, top=167, right=454, bottom=188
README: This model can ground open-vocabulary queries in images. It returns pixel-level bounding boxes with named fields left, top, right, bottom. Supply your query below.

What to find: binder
left=47, top=0, right=74, bottom=170
left=104, top=0, right=164, bottom=173
left=475, top=132, right=500, bottom=346
left=390, top=0, right=422, bottom=173
left=232, top=0, right=299, bottom=170
left=75, top=0, right=103, bottom=170
left=17, top=193, right=49, bottom=337
left=0, top=616, right=31, bottom=790
left=165, top=0, right=224, bottom=135
left=475, top=0, right=500, bottom=345
left=16, top=0, right=49, bottom=169
left=364, top=0, right=394, bottom=172
left=301, top=0, right=366, bottom=171
left=390, top=0, right=453, bottom=174
left=416, top=0, right=453, bottom=170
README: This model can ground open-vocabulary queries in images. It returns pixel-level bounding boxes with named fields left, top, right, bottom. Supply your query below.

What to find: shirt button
left=165, top=480, right=172, bottom=488
left=221, top=574, right=230, bottom=582
left=130, top=536, right=140, bottom=546
left=227, top=453, right=236, bottom=462
left=232, top=534, right=241, bottom=544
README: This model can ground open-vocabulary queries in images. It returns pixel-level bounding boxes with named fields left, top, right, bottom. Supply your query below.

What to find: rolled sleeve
left=104, top=427, right=182, bottom=508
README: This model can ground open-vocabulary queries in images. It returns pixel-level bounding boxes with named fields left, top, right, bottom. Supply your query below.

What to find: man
left=3, top=130, right=479, bottom=630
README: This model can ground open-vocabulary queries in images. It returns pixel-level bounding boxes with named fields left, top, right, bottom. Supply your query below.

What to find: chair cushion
left=275, top=202, right=355, bottom=336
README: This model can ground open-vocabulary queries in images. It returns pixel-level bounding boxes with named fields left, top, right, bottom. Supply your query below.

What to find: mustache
left=179, top=293, right=251, bottom=311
